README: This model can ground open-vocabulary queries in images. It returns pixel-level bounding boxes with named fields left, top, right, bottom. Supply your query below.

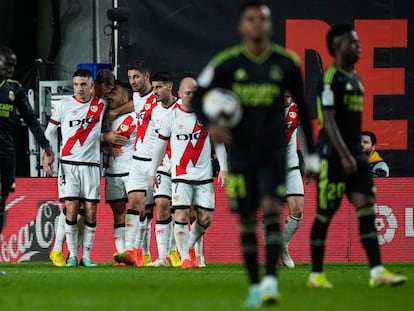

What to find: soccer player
left=0, top=46, right=54, bottom=240
left=281, top=92, right=304, bottom=268
left=117, top=61, right=157, bottom=266
left=146, top=72, right=181, bottom=267
left=43, top=69, right=107, bottom=267
left=104, top=80, right=136, bottom=264
left=308, top=24, right=407, bottom=288
left=360, top=131, right=390, bottom=177
left=192, top=1, right=318, bottom=307
left=48, top=69, right=123, bottom=267
left=149, top=77, right=227, bottom=269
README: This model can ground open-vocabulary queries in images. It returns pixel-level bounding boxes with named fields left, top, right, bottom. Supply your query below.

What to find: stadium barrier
left=1, top=178, right=413, bottom=263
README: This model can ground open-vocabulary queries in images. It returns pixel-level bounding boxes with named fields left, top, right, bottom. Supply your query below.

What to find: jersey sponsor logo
left=0, top=103, right=13, bottom=117
left=343, top=94, right=363, bottom=112
left=61, top=98, right=105, bottom=156
left=175, top=122, right=208, bottom=176
left=232, top=83, right=280, bottom=106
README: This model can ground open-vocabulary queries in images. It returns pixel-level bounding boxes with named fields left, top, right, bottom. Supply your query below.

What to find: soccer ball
left=202, top=88, right=242, bottom=128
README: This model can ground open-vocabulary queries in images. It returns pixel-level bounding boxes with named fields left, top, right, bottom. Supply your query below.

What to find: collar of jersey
left=241, top=44, right=273, bottom=64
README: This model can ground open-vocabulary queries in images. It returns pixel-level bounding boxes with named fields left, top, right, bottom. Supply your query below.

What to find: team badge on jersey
left=234, top=68, right=248, bottom=81
left=346, top=82, right=353, bottom=91
left=269, top=65, right=283, bottom=81
left=289, top=111, right=297, bottom=119
left=145, top=103, right=151, bottom=110
left=90, top=105, right=98, bottom=113
left=8, top=90, right=15, bottom=101
left=120, top=124, right=129, bottom=132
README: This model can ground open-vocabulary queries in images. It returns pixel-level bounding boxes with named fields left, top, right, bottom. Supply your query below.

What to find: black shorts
left=317, top=152, right=375, bottom=212
left=226, top=150, right=286, bottom=216
left=0, top=156, right=16, bottom=197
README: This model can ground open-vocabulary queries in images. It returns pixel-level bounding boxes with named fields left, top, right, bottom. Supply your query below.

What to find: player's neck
left=140, top=84, right=152, bottom=96
left=335, top=59, right=355, bottom=74
left=242, top=38, right=270, bottom=56
left=162, top=95, right=176, bottom=108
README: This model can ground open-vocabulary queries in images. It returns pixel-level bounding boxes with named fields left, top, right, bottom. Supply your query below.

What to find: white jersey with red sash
left=50, top=95, right=106, bottom=164
left=158, top=105, right=213, bottom=183
left=133, top=90, right=158, bottom=159
left=105, top=112, right=137, bottom=174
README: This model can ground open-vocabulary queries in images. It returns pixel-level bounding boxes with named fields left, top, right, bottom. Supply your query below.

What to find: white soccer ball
left=202, top=88, right=243, bottom=128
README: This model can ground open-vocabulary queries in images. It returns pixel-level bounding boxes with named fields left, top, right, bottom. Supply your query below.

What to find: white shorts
left=58, top=163, right=101, bottom=201
left=126, top=158, right=154, bottom=205
left=154, top=172, right=172, bottom=199
left=172, top=182, right=214, bottom=210
left=285, top=168, right=304, bottom=196
left=105, top=173, right=129, bottom=202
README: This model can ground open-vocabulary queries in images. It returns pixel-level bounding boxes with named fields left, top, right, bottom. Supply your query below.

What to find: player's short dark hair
left=127, top=60, right=150, bottom=74
left=114, top=79, right=133, bottom=100
left=73, top=68, right=93, bottom=79
left=238, top=0, right=270, bottom=20
left=151, top=71, right=174, bottom=84
left=0, top=46, right=15, bottom=57
left=361, top=130, right=377, bottom=146
left=327, top=24, right=354, bottom=56
left=96, top=69, right=114, bottom=87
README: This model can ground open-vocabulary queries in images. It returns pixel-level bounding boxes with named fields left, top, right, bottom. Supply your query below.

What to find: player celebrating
left=44, top=69, right=106, bottom=267
left=308, top=24, right=407, bottom=288
left=149, top=77, right=227, bottom=269
left=105, top=80, right=136, bottom=263
left=193, top=1, right=318, bottom=307
left=146, top=72, right=181, bottom=267
left=281, top=92, right=304, bottom=268
left=0, top=46, right=54, bottom=242
left=117, top=61, right=157, bottom=266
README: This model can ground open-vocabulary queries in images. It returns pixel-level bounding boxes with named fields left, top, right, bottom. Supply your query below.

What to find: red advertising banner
left=1, top=178, right=413, bottom=263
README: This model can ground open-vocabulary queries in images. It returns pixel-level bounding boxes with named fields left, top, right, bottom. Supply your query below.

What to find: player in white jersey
left=149, top=77, right=227, bottom=269
left=44, top=69, right=107, bottom=267
left=146, top=72, right=181, bottom=267
left=47, top=68, right=122, bottom=267
left=104, top=80, right=136, bottom=265
left=281, top=92, right=304, bottom=268
left=117, top=61, right=157, bottom=267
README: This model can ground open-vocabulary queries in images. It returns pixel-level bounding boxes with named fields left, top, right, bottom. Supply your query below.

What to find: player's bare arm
left=323, top=109, right=357, bottom=174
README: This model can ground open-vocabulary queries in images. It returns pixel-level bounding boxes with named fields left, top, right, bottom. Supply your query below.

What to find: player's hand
left=207, top=124, right=231, bottom=144
left=341, top=154, right=357, bottom=174
left=43, top=148, right=55, bottom=176
left=148, top=175, right=158, bottom=193
left=217, top=170, right=227, bottom=188
left=104, top=131, right=127, bottom=145
left=303, top=153, right=320, bottom=179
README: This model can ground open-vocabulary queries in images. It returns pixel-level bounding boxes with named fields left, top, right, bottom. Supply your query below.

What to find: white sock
left=155, top=219, right=170, bottom=260
left=195, top=235, right=204, bottom=258
left=125, top=212, right=140, bottom=250
left=82, top=222, right=97, bottom=259
left=189, top=220, right=208, bottom=249
left=169, top=213, right=176, bottom=252
left=65, top=220, right=79, bottom=258
left=133, top=216, right=147, bottom=249
left=52, top=211, right=66, bottom=252
left=174, top=222, right=190, bottom=260
left=77, top=214, right=85, bottom=249
left=283, top=215, right=302, bottom=248
left=143, top=217, right=152, bottom=255
left=114, top=225, right=126, bottom=253
left=370, top=265, right=385, bottom=277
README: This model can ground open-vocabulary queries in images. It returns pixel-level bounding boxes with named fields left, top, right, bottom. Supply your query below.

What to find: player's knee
left=197, top=211, right=213, bottom=228
left=261, top=195, right=282, bottom=215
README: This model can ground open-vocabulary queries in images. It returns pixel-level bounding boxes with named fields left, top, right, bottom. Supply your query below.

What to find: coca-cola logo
left=0, top=198, right=61, bottom=262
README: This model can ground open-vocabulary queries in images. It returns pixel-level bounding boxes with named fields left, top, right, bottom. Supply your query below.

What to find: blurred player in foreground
left=193, top=1, right=318, bottom=307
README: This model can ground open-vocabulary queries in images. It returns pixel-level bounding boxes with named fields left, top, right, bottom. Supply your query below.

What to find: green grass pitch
left=0, top=262, right=412, bottom=311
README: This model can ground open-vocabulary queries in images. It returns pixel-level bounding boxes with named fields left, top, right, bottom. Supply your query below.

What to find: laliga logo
left=375, top=204, right=397, bottom=245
